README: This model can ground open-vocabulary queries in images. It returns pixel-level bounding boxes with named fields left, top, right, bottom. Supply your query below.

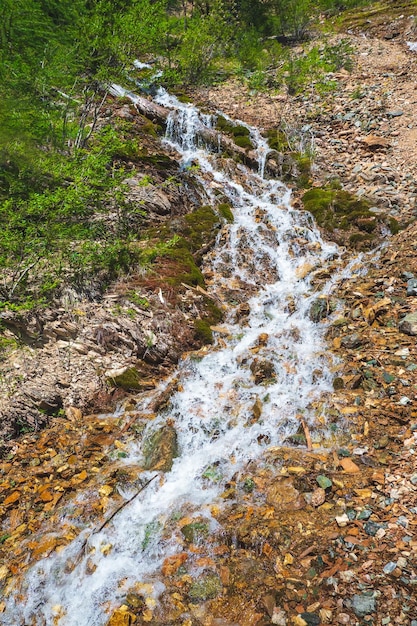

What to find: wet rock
left=143, top=424, right=178, bottom=471
left=300, top=613, right=320, bottom=626
left=125, top=594, right=144, bottom=609
left=341, top=333, right=362, bottom=349
left=333, top=376, right=344, bottom=390
left=252, top=396, right=263, bottom=420
left=250, top=358, right=275, bottom=384
left=266, top=478, right=305, bottom=511
left=351, top=594, right=376, bottom=617
left=309, top=298, right=336, bottom=323
left=188, top=573, right=222, bottom=601
left=107, top=607, right=137, bottom=625
left=181, top=521, right=209, bottom=543
left=399, top=312, right=417, bottom=335
left=234, top=302, right=251, bottom=322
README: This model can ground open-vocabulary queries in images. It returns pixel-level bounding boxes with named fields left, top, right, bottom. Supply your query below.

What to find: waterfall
left=3, top=86, right=345, bottom=626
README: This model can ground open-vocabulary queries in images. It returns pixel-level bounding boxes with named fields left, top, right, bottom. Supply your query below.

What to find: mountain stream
left=3, top=85, right=353, bottom=625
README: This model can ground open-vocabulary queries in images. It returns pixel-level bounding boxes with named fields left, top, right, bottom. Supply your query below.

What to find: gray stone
left=351, top=594, right=376, bottom=617
left=364, top=520, right=383, bottom=536
left=300, top=613, right=320, bottom=626
left=399, top=312, right=417, bottom=336
left=383, top=561, right=397, bottom=574
left=341, top=333, right=362, bottom=349
left=407, top=279, right=417, bottom=296
left=386, top=111, right=403, bottom=117
left=357, top=508, right=372, bottom=520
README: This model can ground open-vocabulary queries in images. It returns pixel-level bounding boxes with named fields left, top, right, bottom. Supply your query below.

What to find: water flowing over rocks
left=2, top=15, right=417, bottom=626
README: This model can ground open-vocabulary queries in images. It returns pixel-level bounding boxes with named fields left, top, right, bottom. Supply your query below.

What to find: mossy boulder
left=106, top=366, right=142, bottom=390
left=181, top=521, right=210, bottom=543
left=309, top=297, right=337, bottom=323
left=217, top=203, right=234, bottom=223
left=188, top=573, right=222, bottom=602
left=143, top=424, right=178, bottom=472
left=216, top=116, right=254, bottom=151
left=301, top=186, right=397, bottom=249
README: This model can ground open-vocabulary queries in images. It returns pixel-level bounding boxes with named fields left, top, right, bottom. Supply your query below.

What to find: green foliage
left=0, top=122, right=144, bottom=307
left=0, top=0, right=377, bottom=312
left=282, top=40, right=353, bottom=95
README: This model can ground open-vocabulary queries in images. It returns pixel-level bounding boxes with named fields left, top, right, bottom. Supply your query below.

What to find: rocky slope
left=1, top=5, right=417, bottom=626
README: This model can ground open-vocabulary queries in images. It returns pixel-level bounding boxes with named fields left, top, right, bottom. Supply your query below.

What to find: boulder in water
left=143, top=423, right=178, bottom=471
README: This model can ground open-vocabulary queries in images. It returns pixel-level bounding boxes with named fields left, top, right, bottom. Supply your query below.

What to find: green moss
left=263, top=128, right=289, bottom=152
left=216, top=116, right=253, bottom=150
left=233, top=135, right=253, bottom=150
left=141, top=120, right=159, bottom=138
left=172, top=90, right=193, bottom=103
left=194, top=319, right=214, bottom=344
left=188, top=574, right=222, bottom=602
left=349, top=232, right=375, bottom=246
left=183, top=206, right=220, bottom=253
left=106, top=366, right=142, bottom=390
left=0, top=335, right=19, bottom=361
left=302, top=187, right=375, bottom=233
left=163, top=244, right=205, bottom=286
left=294, top=153, right=312, bottom=188
left=389, top=217, right=400, bottom=235
left=181, top=521, right=210, bottom=543
left=137, top=154, right=175, bottom=169
left=216, top=118, right=250, bottom=138
left=201, top=296, right=223, bottom=325
left=217, top=203, right=234, bottom=223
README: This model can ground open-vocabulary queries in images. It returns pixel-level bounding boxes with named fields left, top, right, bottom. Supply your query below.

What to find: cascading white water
left=3, top=88, right=344, bottom=626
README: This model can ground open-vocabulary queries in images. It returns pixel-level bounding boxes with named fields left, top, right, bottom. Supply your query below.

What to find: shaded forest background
left=1, top=0, right=373, bottom=310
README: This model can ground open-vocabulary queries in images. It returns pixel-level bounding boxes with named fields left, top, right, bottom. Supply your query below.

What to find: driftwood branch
left=94, top=473, right=158, bottom=535
left=70, top=474, right=158, bottom=568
